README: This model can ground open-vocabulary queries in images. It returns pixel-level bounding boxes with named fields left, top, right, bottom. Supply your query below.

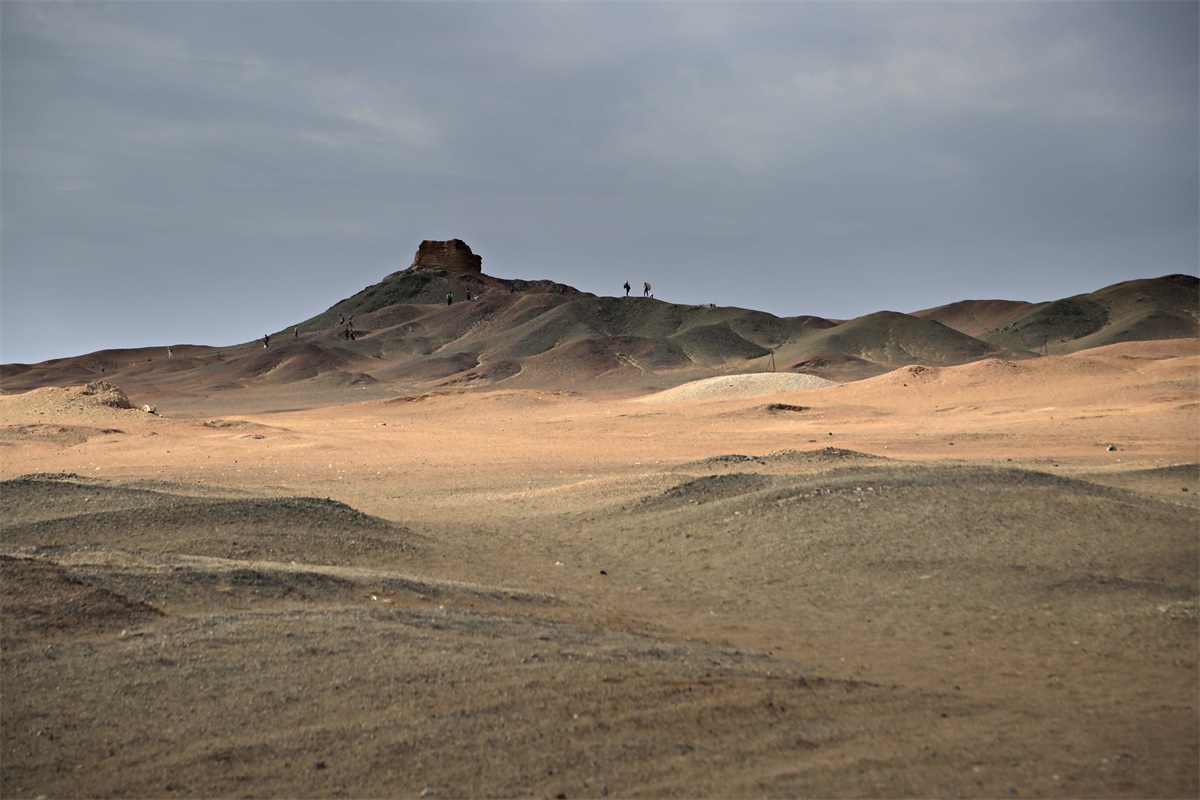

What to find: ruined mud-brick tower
left=409, top=239, right=483, bottom=274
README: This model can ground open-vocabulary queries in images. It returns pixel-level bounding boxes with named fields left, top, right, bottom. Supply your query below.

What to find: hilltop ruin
left=410, top=239, right=483, bottom=274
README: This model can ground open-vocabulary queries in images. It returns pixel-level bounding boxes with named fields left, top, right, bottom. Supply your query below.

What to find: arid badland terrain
left=3, top=242, right=1198, bottom=798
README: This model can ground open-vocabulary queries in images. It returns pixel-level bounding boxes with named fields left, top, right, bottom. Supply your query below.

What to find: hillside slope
left=980, top=274, right=1198, bottom=354
left=2, top=269, right=1196, bottom=395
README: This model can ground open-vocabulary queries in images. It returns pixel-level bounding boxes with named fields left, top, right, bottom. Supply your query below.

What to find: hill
left=910, top=299, right=1034, bottom=338
left=979, top=274, right=1198, bottom=354
left=2, top=240, right=1196, bottom=398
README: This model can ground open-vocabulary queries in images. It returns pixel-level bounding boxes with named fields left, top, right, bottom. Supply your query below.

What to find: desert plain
left=1, top=335, right=1196, bottom=799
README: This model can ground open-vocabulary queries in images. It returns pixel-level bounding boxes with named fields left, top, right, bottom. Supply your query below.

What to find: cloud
left=2, top=1, right=1195, bottom=364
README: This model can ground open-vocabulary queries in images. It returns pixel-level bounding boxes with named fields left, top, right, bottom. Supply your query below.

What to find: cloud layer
left=3, top=1, right=1196, bottom=363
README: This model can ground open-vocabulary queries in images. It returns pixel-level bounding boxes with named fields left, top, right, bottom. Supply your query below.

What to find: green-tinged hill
left=772, top=310, right=1017, bottom=381
left=979, top=274, right=1198, bottom=354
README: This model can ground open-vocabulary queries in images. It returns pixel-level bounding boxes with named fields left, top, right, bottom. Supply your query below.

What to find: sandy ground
left=2, top=343, right=1198, bottom=798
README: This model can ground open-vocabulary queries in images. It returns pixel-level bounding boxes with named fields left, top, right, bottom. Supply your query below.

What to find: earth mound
left=1, top=556, right=164, bottom=637
left=650, top=472, right=774, bottom=508
left=640, top=372, right=836, bottom=403
left=78, top=380, right=132, bottom=408
left=0, top=382, right=154, bottom=424
left=0, top=475, right=422, bottom=568
left=761, top=446, right=890, bottom=465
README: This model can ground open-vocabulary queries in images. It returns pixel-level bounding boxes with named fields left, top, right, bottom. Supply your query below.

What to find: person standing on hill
left=263, top=334, right=270, bottom=349
left=643, top=281, right=651, bottom=297
left=446, top=291, right=453, bottom=305
left=623, top=281, right=631, bottom=297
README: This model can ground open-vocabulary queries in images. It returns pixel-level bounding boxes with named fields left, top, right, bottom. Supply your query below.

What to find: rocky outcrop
left=80, top=380, right=133, bottom=409
left=410, top=239, right=483, bottom=274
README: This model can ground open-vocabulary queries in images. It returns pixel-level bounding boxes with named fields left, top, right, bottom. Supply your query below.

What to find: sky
left=2, top=1, right=1197, bottom=365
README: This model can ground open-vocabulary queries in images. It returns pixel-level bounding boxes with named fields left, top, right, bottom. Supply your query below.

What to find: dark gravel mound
left=1, top=476, right=420, bottom=569
left=674, top=447, right=886, bottom=473
left=761, top=447, right=891, bottom=465
left=1, top=555, right=164, bottom=638
left=637, top=462, right=1197, bottom=591
left=763, top=403, right=809, bottom=413
left=648, top=473, right=774, bottom=509
left=674, top=454, right=765, bottom=471
left=1, top=474, right=187, bottom=525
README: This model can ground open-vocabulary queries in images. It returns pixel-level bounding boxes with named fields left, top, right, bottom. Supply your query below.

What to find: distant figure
left=166, top=348, right=172, bottom=358
left=623, top=281, right=630, bottom=297
left=509, top=282, right=515, bottom=294
left=263, top=334, right=270, bottom=349
left=343, top=326, right=351, bottom=340
left=339, top=314, right=345, bottom=325
left=643, top=281, right=651, bottom=297
left=294, top=326, right=299, bottom=338
left=100, top=364, right=106, bottom=374
left=446, top=291, right=453, bottom=305
left=466, top=288, right=472, bottom=301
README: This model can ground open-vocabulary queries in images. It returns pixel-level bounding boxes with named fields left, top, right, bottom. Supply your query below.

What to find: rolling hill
left=2, top=242, right=1196, bottom=396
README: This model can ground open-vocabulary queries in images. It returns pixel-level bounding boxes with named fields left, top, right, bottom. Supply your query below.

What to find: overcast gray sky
left=3, top=1, right=1197, bottom=365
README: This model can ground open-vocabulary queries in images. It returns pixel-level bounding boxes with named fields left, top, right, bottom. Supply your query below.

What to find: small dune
left=640, top=372, right=836, bottom=403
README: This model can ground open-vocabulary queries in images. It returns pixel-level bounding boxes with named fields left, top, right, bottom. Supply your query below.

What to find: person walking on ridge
left=624, top=281, right=631, bottom=297
left=643, top=281, right=651, bottom=298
